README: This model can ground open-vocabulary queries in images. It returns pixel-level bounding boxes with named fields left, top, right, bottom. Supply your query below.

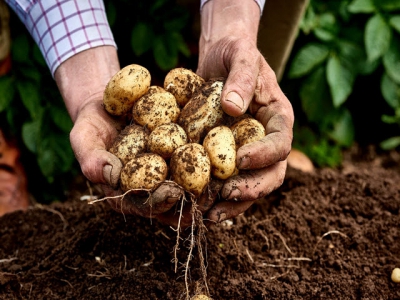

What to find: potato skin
left=178, top=79, right=225, bottom=143
left=133, top=90, right=180, bottom=131
left=170, top=143, right=211, bottom=197
left=103, top=64, right=151, bottom=116
left=108, top=124, right=148, bottom=165
left=148, top=123, right=187, bottom=159
left=231, top=118, right=266, bottom=149
left=120, top=153, right=168, bottom=192
left=164, top=68, right=205, bottom=107
left=203, top=126, right=236, bottom=180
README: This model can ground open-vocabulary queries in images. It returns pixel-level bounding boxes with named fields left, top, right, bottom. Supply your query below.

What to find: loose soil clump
left=0, top=146, right=399, bottom=299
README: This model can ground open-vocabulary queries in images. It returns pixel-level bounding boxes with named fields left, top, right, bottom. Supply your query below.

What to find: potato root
left=164, top=68, right=205, bottom=107
left=103, top=64, right=151, bottom=116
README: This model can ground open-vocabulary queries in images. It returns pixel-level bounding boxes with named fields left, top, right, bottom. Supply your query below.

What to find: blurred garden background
left=1, top=0, right=399, bottom=203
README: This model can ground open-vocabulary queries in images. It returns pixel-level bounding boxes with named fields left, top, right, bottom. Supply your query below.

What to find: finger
left=196, top=179, right=223, bottom=213
left=220, top=40, right=260, bottom=117
left=222, top=160, right=287, bottom=201
left=205, top=201, right=254, bottom=225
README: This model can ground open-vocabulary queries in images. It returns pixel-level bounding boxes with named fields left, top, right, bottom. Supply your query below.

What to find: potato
left=148, top=123, right=187, bottom=159
left=120, top=153, right=168, bottom=192
left=170, top=143, right=211, bottom=197
left=230, top=117, right=266, bottom=149
left=133, top=90, right=180, bottom=131
left=392, top=268, right=400, bottom=283
left=190, top=295, right=211, bottom=300
left=178, top=79, right=225, bottom=143
left=164, top=68, right=205, bottom=107
left=203, top=126, right=236, bottom=180
left=103, top=64, right=151, bottom=116
left=108, top=124, right=148, bottom=165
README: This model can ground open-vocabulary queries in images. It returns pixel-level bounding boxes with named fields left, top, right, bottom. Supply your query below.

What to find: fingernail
left=226, top=91, right=244, bottom=112
left=238, top=156, right=251, bottom=169
left=103, top=164, right=118, bottom=188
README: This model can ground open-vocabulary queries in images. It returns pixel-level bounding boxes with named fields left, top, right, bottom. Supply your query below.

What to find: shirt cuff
left=200, top=0, right=266, bottom=14
left=8, top=0, right=116, bottom=77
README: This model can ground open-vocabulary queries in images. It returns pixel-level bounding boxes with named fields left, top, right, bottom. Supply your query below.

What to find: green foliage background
left=0, top=0, right=399, bottom=202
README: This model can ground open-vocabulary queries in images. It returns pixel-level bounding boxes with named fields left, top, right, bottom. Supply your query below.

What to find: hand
left=197, top=0, right=294, bottom=224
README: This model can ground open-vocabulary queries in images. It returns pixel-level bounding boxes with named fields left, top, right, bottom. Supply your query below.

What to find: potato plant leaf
left=16, top=80, right=42, bottom=120
left=389, top=15, right=400, bottom=33
left=22, top=119, right=41, bottom=153
left=348, top=0, right=376, bottom=13
left=375, top=0, right=400, bottom=11
left=365, top=14, right=391, bottom=62
left=153, top=34, right=178, bottom=70
left=381, top=73, right=400, bottom=109
left=380, top=136, right=400, bottom=150
left=328, top=109, right=355, bottom=147
left=289, top=43, right=330, bottom=78
left=49, top=106, right=73, bottom=132
left=326, top=55, right=356, bottom=107
left=383, top=38, right=400, bottom=84
left=131, top=23, right=155, bottom=57
left=314, top=13, right=339, bottom=41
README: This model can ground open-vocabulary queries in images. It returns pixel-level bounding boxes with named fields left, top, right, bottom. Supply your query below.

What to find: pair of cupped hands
left=55, top=37, right=294, bottom=229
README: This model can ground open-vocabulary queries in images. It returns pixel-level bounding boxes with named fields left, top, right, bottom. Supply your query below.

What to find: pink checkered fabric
left=5, top=0, right=116, bottom=76
left=200, top=0, right=265, bottom=13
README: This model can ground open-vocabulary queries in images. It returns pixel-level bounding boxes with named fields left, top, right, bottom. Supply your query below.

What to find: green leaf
left=131, top=22, right=155, bottom=56
left=153, top=35, right=178, bottom=70
left=380, top=136, right=400, bottom=150
left=0, top=76, right=15, bottom=112
left=328, top=109, right=355, bottom=147
left=288, top=43, right=330, bottom=78
left=365, top=14, right=391, bottom=62
left=383, top=38, right=400, bottom=84
left=300, top=66, right=334, bottom=123
left=106, top=2, right=117, bottom=28
left=300, top=4, right=317, bottom=34
left=389, top=16, right=400, bottom=33
left=337, top=40, right=379, bottom=75
left=22, top=119, right=42, bottom=153
left=33, top=45, right=46, bottom=67
left=374, top=0, right=400, bottom=11
left=348, top=0, right=376, bottom=13
left=326, top=55, right=356, bottom=107
left=49, top=106, right=73, bottom=132
left=381, top=73, right=400, bottom=109
left=16, top=80, right=42, bottom=119
left=314, top=13, right=339, bottom=41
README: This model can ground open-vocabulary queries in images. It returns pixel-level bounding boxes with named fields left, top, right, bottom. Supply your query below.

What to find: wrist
left=54, top=46, right=120, bottom=122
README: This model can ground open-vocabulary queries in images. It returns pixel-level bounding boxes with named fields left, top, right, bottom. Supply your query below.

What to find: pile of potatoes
left=103, top=64, right=266, bottom=198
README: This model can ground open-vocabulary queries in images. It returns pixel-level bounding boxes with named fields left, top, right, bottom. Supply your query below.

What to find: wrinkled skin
left=55, top=1, right=294, bottom=229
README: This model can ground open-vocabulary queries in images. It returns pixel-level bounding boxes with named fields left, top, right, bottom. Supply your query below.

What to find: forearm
left=54, top=46, right=120, bottom=122
left=200, top=0, right=261, bottom=53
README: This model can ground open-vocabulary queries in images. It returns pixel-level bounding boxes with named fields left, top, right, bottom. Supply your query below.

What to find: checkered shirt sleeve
left=200, top=0, right=265, bottom=14
left=5, top=0, right=116, bottom=76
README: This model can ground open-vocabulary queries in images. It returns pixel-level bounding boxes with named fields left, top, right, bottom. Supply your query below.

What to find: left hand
left=196, top=1, right=294, bottom=224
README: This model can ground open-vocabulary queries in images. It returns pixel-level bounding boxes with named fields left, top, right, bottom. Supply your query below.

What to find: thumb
left=220, top=44, right=260, bottom=117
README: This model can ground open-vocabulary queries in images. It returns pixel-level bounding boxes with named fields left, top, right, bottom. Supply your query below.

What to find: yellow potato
left=178, top=79, right=225, bottom=143
left=103, top=64, right=151, bottom=116
left=203, top=126, right=236, bottom=180
left=230, top=117, right=266, bottom=149
left=170, top=143, right=211, bottom=197
left=108, top=124, right=148, bottom=165
left=164, top=68, right=205, bottom=107
left=133, top=90, right=180, bottom=131
left=120, top=153, right=168, bottom=192
left=191, top=295, right=212, bottom=300
left=148, top=123, right=187, bottom=159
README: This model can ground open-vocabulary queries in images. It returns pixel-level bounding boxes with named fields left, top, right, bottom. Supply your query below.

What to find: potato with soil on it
left=178, top=79, right=225, bottom=143
left=120, top=153, right=168, bottom=192
left=103, top=64, right=151, bottom=116
left=203, top=126, right=236, bottom=180
left=230, top=117, right=266, bottom=149
left=148, top=123, right=187, bottom=159
left=132, top=90, right=180, bottom=131
left=108, top=124, right=148, bottom=165
left=164, top=68, right=205, bottom=107
left=170, top=143, right=211, bottom=197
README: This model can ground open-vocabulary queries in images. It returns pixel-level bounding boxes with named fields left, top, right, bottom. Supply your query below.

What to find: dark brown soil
left=1, top=146, right=400, bottom=300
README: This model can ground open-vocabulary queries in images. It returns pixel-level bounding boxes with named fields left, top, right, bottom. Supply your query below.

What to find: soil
left=0, top=146, right=399, bottom=300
